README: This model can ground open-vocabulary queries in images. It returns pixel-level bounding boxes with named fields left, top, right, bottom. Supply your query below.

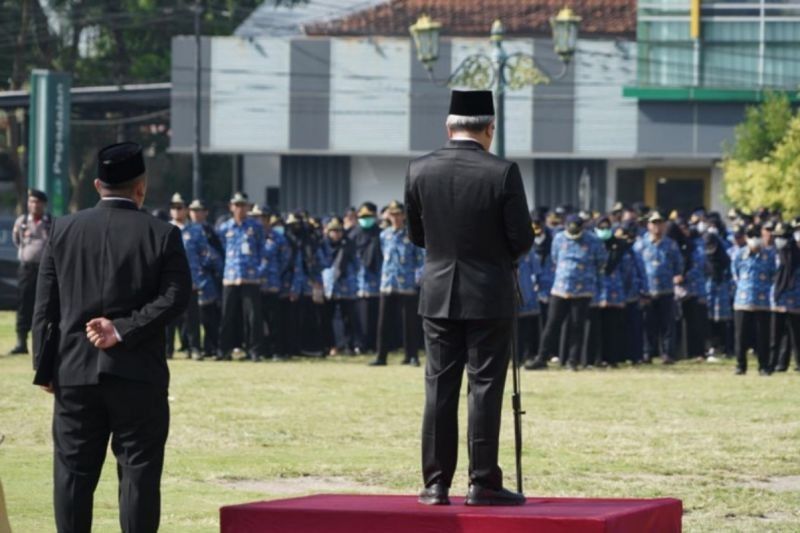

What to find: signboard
left=28, top=70, right=71, bottom=215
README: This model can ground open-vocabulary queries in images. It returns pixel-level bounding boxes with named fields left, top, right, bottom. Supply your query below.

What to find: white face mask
left=707, top=226, right=719, bottom=235
left=697, top=222, right=708, bottom=233
left=747, top=237, right=762, bottom=249
left=534, top=234, right=546, bottom=245
left=794, top=231, right=800, bottom=243
left=775, top=237, right=789, bottom=250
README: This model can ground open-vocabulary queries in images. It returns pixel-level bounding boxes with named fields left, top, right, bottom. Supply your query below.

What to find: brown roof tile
left=305, top=0, right=636, bottom=39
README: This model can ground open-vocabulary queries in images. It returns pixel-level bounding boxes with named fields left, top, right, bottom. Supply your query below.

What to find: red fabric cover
left=220, top=494, right=682, bottom=533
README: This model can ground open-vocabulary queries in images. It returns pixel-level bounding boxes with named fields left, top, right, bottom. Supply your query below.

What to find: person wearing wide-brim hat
left=31, top=141, right=192, bottom=532
left=10, top=188, right=52, bottom=354
left=216, top=191, right=268, bottom=361
left=406, top=89, right=533, bottom=506
left=166, top=192, right=211, bottom=361
left=318, top=216, right=359, bottom=357
left=633, top=210, right=685, bottom=364
left=351, top=201, right=381, bottom=354
left=368, top=200, right=424, bottom=367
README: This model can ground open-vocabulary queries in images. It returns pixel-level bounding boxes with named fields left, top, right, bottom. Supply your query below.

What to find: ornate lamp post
left=409, top=9, right=581, bottom=158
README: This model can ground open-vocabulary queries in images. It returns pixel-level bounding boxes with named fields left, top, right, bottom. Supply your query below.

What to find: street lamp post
left=409, top=8, right=581, bottom=159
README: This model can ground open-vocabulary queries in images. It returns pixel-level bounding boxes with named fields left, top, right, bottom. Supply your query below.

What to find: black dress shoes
left=8, top=344, right=28, bottom=355
left=465, top=484, right=526, bottom=506
left=418, top=483, right=450, bottom=505
left=368, top=358, right=387, bottom=366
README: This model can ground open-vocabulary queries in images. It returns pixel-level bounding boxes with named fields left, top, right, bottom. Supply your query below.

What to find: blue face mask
left=358, top=217, right=376, bottom=229
left=272, top=226, right=285, bottom=236
left=595, top=228, right=612, bottom=241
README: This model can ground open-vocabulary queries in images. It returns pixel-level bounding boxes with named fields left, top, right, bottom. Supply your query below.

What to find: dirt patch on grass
left=741, top=476, right=800, bottom=492
left=217, top=476, right=389, bottom=495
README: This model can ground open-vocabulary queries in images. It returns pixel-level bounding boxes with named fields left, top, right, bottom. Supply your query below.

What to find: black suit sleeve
left=502, top=162, right=534, bottom=260
left=112, top=226, right=192, bottom=348
left=32, top=222, right=60, bottom=374
left=405, top=163, right=425, bottom=248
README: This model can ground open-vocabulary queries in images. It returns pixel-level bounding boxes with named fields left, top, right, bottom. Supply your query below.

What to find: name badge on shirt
left=241, top=242, right=251, bottom=255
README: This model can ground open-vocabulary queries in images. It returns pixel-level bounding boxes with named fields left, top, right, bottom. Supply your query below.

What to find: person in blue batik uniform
left=353, top=203, right=382, bottom=353
left=250, top=205, right=288, bottom=360
left=668, top=219, right=708, bottom=360
left=166, top=193, right=211, bottom=360
left=532, top=215, right=606, bottom=370
left=517, top=243, right=541, bottom=367
left=634, top=211, right=684, bottom=364
left=370, top=201, right=424, bottom=367
left=703, top=232, right=734, bottom=358
left=189, top=198, right=224, bottom=358
left=732, top=224, right=776, bottom=375
left=769, top=222, right=800, bottom=372
left=584, top=216, right=633, bottom=368
left=531, top=218, right=554, bottom=350
left=216, top=192, right=266, bottom=361
left=320, top=217, right=359, bottom=357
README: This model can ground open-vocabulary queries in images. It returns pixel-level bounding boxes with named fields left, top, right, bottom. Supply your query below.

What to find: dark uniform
left=32, top=142, right=191, bottom=533
left=11, top=189, right=51, bottom=354
left=406, top=90, right=533, bottom=504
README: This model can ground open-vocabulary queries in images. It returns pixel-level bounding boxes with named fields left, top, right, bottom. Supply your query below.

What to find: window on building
left=616, top=168, right=645, bottom=207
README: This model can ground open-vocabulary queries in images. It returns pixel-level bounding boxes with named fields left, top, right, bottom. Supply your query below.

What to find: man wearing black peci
left=406, top=90, right=533, bottom=506
left=32, top=142, right=191, bottom=533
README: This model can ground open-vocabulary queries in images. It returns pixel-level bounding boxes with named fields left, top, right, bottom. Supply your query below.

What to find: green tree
left=722, top=93, right=800, bottom=214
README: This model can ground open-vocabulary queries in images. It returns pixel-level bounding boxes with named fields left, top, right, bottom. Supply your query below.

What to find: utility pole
left=192, top=0, right=203, bottom=200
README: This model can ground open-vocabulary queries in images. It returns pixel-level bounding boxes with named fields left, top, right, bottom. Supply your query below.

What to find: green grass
left=1, top=310, right=799, bottom=531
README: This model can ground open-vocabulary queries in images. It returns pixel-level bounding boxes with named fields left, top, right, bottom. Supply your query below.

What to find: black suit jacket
left=32, top=199, right=191, bottom=388
left=405, top=140, right=533, bottom=319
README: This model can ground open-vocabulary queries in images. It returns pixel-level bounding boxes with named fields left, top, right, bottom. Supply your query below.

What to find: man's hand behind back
left=85, top=318, right=120, bottom=350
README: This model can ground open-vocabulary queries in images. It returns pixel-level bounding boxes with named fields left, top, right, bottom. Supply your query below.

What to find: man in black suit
left=406, top=90, right=533, bottom=506
left=32, top=142, right=191, bottom=533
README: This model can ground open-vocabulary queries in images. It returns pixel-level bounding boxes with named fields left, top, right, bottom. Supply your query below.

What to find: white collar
left=102, top=196, right=136, bottom=204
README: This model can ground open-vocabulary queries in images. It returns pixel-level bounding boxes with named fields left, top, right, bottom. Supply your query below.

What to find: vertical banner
left=28, top=69, right=71, bottom=216
left=690, top=0, right=701, bottom=40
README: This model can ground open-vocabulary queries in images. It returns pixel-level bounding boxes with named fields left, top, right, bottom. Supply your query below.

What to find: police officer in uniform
left=10, top=189, right=51, bottom=354
left=406, top=90, right=532, bottom=506
left=32, top=141, right=191, bottom=533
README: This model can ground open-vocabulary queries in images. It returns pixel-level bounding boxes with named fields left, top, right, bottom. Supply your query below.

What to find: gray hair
left=445, top=114, right=495, bottom=133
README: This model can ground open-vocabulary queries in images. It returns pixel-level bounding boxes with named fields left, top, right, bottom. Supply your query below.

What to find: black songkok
left=97, top=142, right=145, bottom=185
left=448, top=90, right=495, bottom=116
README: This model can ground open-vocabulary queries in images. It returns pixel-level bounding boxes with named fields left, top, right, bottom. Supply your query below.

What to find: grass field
left=1, top=310, right=799, bottom=532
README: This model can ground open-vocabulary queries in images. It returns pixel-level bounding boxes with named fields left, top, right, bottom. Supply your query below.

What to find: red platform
left=220, top=494, right=682, bottom=533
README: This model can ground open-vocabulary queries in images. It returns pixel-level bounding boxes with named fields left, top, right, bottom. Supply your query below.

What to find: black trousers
left=199, top=301, right=221, bottom=356
left=584, top=306, right=624, bottom=367
left=261, top=292, right=281, bottom=357
left=539, top=296, right=590, bottom=367
left=625, top=301, right=644, bottom=363
left=322, top=299, right=358, bottom=352
left=53, top=377, right=169, bottom=533
left=734, top=310, right=771, bottom=372
left=356, top=296, right=379, bottom=352
left=166, top=290, right=200, bottom=356
left=644, top=294, right=676, bottom=360
left=220, top=284, right=264, bottom=356
left=680, top=297, right=708, bottom=358
left=421, top=317, right=511, bottom=489
left=771, top=312, right=800, bottom=370
left=708, top=320, right=733, bottom=356
left=517, top=314, right=540, bottom=363
left=16, top=261, right=39, bottom=337
left=287, top=296, right=324, bottom=355
left=376, top=292, right=420, bottom=362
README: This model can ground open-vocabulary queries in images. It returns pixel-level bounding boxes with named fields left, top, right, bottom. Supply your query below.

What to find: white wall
left=710, top=164, right=728, bottom=214
left=350, top=156, right=409, bottom=208
left=243, top=154, right=281, bottom=205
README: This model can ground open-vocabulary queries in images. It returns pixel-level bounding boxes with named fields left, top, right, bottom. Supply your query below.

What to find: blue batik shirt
left=380, top=226, right=424, bottom=295
left=550, top=231, right=607, bottom=299
left=174, top=221, right=211, bottom=290
left=321, top=239, right=359, bottom=300
left=633, top=234, right=683, bottom=296
left=217, top=217, right=264, bottom=286
left=597, top=241, right=635, bottom=308
left=732, top=246, right=776, bottom=311
left=684, top=237, right=707, bottom=300
left=517, top=249, right=541, bottom=316
left=261, top=230, right=288, bottom=293
left=198, top=243, right=223, bottom=305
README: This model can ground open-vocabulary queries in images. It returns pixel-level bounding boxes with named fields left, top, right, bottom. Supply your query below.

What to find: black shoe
left=735, top=368, right=746, bottom=375
left=524, top=357, right=547, bottom=371
left=774, top=366, right=788, bottom=373
left=758, top=368, right=772, bottom=376
left=465, top=484, right=525, bottom=506
left=401, top=358, right=411, bottom=365
left=567, top=362, right=579, bottom=372
left=215, top=353, right=232, bottom=362
left=9, top=344, right=28, bottom=355
left=409, top=357, right=421, bottom=367
left=368, top=358, right=387, bottom=366
left=418, top=483, right=450, bottom=506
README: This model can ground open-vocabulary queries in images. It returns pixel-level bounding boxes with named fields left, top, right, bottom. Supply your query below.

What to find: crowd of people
left=11, top=188, right=800, bottom=375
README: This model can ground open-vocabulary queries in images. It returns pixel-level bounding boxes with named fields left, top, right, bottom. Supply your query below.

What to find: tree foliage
left=722, top=93, right=800, bottom=215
